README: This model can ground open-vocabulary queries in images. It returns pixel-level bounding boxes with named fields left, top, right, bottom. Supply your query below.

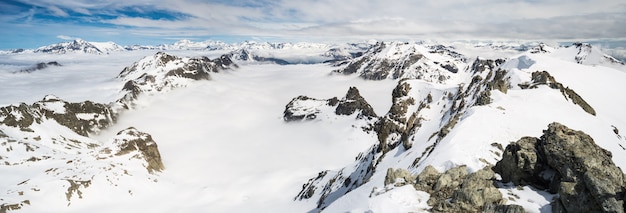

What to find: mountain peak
left=333, top=41, right=467, bottom=83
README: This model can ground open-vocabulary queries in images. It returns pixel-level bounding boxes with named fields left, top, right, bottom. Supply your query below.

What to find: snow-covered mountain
left=1, top=40, right=625, bottom=212
left=34, top=39, right=114, bottom=54
left=114, top=51, right=237, bottom=109
left=290, top=42, right=626, bottom=212
left=333, top=41, right=468, bottom=83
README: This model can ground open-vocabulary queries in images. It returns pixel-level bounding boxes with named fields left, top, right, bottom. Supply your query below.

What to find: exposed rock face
left=0, top=95, right=116, bottom=136
left=0, top=200, right=30, bottom=212
left=384, top=168, right=416, bottom=186
left=283, top=96, right=338, bottom=121
left=411, top=165, right=524, bottom=212
left=333, top=42, right=466, bottom=83
left=335, top=87, right=377, bottom=119
left=494, top=122, right=626, bottom=213
left=519, top=71, right=596, bottom=115
left=17, top=61, right=62, bottom=73
left=107, top=127, right=164, bottom=173
left=283, top=87, right=376, bottom=122
left=115, top=52, right=237, bottom=109
left=374, top=81, right=419, bottom=151
left=470, top=58, right=506, bottom=74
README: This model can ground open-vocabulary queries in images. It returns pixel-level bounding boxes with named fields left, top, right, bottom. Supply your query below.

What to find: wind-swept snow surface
left=1, top=41, right=625, bottom=212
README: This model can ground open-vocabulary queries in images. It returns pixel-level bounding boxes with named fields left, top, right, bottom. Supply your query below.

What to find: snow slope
left=0, top=41, right=625, bottom=212
left=298, top=44, right=626, bottom=212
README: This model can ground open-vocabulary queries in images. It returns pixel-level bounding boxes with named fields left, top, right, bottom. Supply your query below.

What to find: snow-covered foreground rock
left=0, top=41, right=625, bottom=212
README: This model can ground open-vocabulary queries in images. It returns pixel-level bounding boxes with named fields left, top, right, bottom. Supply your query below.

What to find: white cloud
left=47, top=5, right=69, bottom=17
left=56, top=35, right=79, bottom=40
left=4, top=0, right=626, bottom=44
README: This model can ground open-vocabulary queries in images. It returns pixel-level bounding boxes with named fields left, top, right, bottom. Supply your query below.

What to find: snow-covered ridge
left=1, top=38, right=626, bottom=212
left=333, top=41, right=468, bottom=83
left=115, top=52, right=238, bottom=109
left=34, top=39, right=119, bottom=54
left=291, top=44, right=626, bottom=212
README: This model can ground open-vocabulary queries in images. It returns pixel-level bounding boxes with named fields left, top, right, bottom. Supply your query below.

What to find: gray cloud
left=4, top=0, right=626, bottom=43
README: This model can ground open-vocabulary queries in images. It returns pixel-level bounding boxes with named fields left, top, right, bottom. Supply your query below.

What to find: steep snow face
left=333, top=41, right=468, bottom=83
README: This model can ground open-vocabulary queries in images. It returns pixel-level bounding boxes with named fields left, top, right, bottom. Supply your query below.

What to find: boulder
left=413, top=165, right=523, bottom=212
left=494, top=122, right=626, bottom=213
left=384, top=168, right=415, bottom=186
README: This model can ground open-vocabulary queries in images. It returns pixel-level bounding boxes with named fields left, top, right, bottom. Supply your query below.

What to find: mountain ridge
left=0, top=40, right=625, bottom=212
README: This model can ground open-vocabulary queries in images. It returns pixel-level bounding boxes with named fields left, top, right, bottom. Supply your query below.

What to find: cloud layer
left=1, top=0, right=625, bottom=48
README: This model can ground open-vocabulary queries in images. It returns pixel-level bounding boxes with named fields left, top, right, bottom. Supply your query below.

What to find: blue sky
left=1, top=0, right=625, bottom=49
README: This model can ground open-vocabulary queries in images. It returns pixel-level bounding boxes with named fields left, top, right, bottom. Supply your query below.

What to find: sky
left=1, top=0, right=625, bottom=49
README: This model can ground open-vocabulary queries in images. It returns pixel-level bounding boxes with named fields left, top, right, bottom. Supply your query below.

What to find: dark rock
left=0, top=200, right=30, bottom=212
left=529, top=43, right=550, bottom=54
left=494, top=137, right=546, bottom=187
left=440, top=63, right=458, bottom=73
left=17, top=61, right=62, bottom=73
left=384, top=168, right=415, bottom=186
left=0, top=96, right=116, bottom=137
left=470, top=58, right=505, bottom=74
left=489, top=70, right=509, bottom=94
left=283, top=96, right=330, bottom=122
left=483, top=203, right=527, bottom=213
left=0, top=103, right=38, bottom=128
left=112, top=127, right=164, bottom=173
left=284, top=87, right=376, bottom=122
left=494, top=122, right=626, bottom=213
left=36, top=98, right=116, bottom=136
left=449, top=168, right=503, bottom=212
left=475, top=90, right=492, bottom=106
left=335, top=87, right=377, bottom=119
left=521, top=71, right=596, bottom=116
left=413, top=165, right=522, bottom=212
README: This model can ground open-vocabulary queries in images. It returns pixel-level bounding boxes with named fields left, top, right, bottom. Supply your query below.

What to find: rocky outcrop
left=374, top=80, right=420, bottom=151
left=519, top=71, right=596, bottom=115
left=494, top=122, right=626, bottom=213
left=283, top=96, right=338, bottom=121
left=283, top=87, right=376, bottom=122
left=529, top=43, right=552, bottom=54
left=0, top=200, right=30, bottom=212
left=16, top=61, right=61, bottom=73
left=335, top=87, right=377, bottom=119
left=104, top=127, right=164, bottom=173
left=0, top=95, right=116, bottom=136
left=407, top=165, right=525, bottom=212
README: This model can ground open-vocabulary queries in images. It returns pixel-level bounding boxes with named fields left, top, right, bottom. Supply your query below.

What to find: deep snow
left=1, top=41, right=625, bottom=212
